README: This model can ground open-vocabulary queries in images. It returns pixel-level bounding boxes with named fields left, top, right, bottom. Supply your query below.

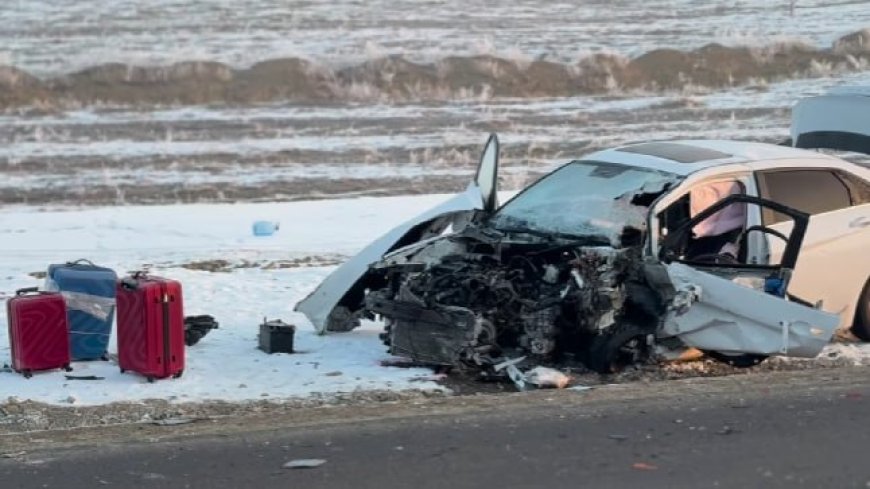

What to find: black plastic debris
left=185, top=315, right=219, bottom=346
left=259, top=318, right=296, bottom=354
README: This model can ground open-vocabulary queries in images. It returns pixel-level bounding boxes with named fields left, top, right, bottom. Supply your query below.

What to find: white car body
left=586, top=139, right=870, bottom=330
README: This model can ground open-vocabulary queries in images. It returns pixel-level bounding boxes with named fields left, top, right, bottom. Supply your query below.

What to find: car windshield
left=489, top=160, right=677, bottom=240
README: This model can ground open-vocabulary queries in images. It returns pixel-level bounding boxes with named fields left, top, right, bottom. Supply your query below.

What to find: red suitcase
left=116, top=273, right=185, bottom=381
left=6, top=287, right=72, bottom=377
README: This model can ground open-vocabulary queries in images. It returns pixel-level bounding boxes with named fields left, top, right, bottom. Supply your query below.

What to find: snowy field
left=0, top=194, right=466, bottom=405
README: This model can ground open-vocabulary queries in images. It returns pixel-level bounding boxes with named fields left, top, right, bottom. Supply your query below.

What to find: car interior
left=658, top=179, right=748, bottom=264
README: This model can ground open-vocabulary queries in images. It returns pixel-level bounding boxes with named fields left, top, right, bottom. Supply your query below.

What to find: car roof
left=584, top=139, right=841, bottom=176
left=826, top=85, right=870, bottom=97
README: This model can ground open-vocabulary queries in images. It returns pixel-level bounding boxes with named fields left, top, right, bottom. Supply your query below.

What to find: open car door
left=295, top=134, right=501, bottom=334
left=656, top=194, right=839, bottom=358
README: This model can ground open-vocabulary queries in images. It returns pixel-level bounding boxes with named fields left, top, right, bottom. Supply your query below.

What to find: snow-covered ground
left=0, top=194, right=472, bottom=406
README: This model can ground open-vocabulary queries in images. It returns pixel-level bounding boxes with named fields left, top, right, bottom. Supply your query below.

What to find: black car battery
left=258, top=318, right=296, bottom=354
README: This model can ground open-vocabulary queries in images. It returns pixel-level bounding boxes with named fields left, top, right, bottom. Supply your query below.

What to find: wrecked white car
left=297, top=98, right=870, bottom=375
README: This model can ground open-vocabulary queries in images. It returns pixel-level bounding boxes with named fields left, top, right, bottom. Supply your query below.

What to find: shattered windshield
left=489, top=160, right=677, bottom=242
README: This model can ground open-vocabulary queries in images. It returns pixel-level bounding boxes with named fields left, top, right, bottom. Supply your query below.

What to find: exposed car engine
left=366, top=227, right=650, bottom=373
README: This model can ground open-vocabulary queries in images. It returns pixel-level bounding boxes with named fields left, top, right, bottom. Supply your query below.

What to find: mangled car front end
left=365, top=159, right=673, bottom=373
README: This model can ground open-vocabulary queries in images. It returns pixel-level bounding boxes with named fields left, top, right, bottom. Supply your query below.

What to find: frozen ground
left=2, top=192, right=870, bottom=407
left=0, top=194, right=464, bottom=406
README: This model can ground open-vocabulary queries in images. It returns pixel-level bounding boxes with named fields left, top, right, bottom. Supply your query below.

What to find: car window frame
left=833, top=169, right=870, bottom=206
left=755, top=167, right=854, bottom=224
left=646, top=167, right=758, bottom=259
left=658, top=193, right=810, bottom=273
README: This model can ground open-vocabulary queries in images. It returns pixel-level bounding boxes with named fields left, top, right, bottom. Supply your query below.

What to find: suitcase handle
left=120, top=271, right=149, bottom=290
left=15, top=287, right=39, bottom=296
left=66, top=258, right=97, bottom=267
left=120, top=277, right=139, bottom=290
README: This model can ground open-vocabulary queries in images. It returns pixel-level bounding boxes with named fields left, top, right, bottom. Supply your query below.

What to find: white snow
left=0, top=193, right=475, bottom=406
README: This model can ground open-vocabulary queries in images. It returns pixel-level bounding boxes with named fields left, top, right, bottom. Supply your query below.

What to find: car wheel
left=851, top=279, right=870, bottom=342
left=325, top=306, right=361, bottom=332
left=586, top=322, right=652, bottom=374
left=705, top=351, right=767, bottom=368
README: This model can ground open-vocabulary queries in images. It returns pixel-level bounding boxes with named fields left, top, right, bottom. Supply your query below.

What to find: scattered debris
left=380, top=359, right=438, bottom=369
left=524, top=366, right=571, bottom=389
left=64, top=375, right=105, bottom=381
left=1, top=451, right=26, bottom=459
left=283, top=459, right=327, bottom=469
left=184, top=315, right=219, bottom=346
left=493, top=357, right=530, bottom=391
left=608, top=434, right=629, bottom=441
left=140, top=472, right=167, bottom=480
left=632, top=462, right=658, bottom=471
left=716, top=426, right=737, bottom=435
left=493, top=358, right=572, bottom=391
left=252, top=220, right=280, bottom=237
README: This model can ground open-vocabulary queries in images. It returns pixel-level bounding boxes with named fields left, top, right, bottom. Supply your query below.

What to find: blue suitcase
left=46, top=259, right=118, bottom=361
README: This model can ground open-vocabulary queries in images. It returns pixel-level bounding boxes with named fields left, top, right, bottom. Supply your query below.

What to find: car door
left=295, top=134, right=501, bottom=334
left=656, top=194, right=839, bottom=357
left=756, top=168, right=870, bottom=328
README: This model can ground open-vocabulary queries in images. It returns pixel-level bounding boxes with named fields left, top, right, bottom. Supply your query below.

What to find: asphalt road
left=4, top=368, right=870, bottom=489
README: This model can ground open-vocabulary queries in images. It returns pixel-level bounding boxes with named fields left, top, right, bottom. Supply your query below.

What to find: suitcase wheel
left=173, top=370, right=184, bottom=379
left=63, top=364, right=73, bottom=372
left=101, top=355, right=109, bottom=362
left=147, top=377, right=155, bottom=383
left=119, top=368, right=125, bottom=374
left=22, top=370, right=32, bottom=379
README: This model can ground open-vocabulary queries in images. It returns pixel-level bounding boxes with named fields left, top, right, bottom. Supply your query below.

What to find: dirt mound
left=834, top=28, right=870, bottom=54
left=1, top=29, right=868, bottom=109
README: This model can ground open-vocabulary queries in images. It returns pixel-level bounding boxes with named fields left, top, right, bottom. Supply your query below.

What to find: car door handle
left=851, top=216, right=870, bottom=228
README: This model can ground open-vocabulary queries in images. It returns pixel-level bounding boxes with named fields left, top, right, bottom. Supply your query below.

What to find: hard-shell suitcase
left=116, top=273, right=185, bottom=381
left=46, top=259, right=117, bottom=361
left=6, top=287, right=72, bottom=377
